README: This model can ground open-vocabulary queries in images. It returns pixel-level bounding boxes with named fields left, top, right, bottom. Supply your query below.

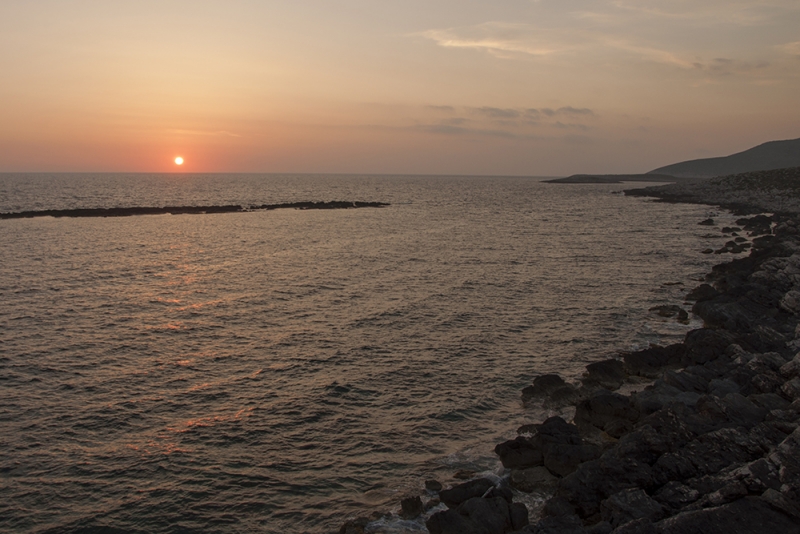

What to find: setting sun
left=174, top=157, right=184, bottom=166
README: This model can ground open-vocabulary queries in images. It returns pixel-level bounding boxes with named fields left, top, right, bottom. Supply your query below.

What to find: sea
left=0, top=173, right=740, bottom=533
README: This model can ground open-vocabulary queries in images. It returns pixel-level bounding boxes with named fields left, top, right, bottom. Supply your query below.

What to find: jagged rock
left=538, top=416, right=601, bottom=477
left=632, top=382, right=701, bottom=415
left=623, top=345, right=686, bottom=378
left=662, top=370, right=709, bottom=393
left=511, top=466, right=559, bottom=493
left=495, top=436, right=543, bottom=469
left=749, top=392, right=790, bottom=411
left=653, top=496, right=799, bottom=533
left=426, top=509, right=489, bottom=534
left=439, top=478, right=496, bottom=508
left=683, top=329, right=736, bottom=365
left=583, top=359, right=626, bottom=391
left=458, top=496, right=511, bottom=534
left=399, top=495, right=423, bottom=519
left=556, top=454, right=655, bottom=519
left=522, top=374, right=571, bottom=400
left=531, top=514, right=587, bottom=534
left=574, top=392, right=640, bottom=438
left=780, top=353, right=800, bottom=378
left=708, top=378, right=740, bottom=396
left=509, top=502, right=530, bottom=531
left=486, top=486, right=513, bottom=503
left=686, top=284, right=719, bottom=302
left=652, top=481, right=700, bottom=509
left=600, top=488, right=665, bottom=529
left=782, top=377, right=800, bottom=400
left=585, top=521, right=613, bottom=534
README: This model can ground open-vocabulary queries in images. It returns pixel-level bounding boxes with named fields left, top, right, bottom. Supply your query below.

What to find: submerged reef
left=341, top=168, right=800, bottom=534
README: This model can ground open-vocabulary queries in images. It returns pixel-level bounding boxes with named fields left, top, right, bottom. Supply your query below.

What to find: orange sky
left=1, top=1, right=799, bottom=175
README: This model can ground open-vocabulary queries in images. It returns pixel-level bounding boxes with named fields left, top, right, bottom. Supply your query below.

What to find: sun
left=174, top=156, right=184, bottom=166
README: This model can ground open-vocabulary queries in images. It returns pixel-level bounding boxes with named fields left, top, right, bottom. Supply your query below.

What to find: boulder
left=510, top=466, right=559, bottom=493
left=654, top=496, right=799, bottom=533
left=509, top=502, right=529, bottom=531
left=538, top=416, right=601, bottom=477
left=652, top=481, right=700, bottom=509
left=574, top=392, right=640, bottom=438
left=599, top=488, right=665, bottom=529
left=426, top=509, right=489, bottom=534
left=624, top=345, right=686, bottom=378
left=439, top=478, right=496, bottom=508
left=685, top=284, right=719, bottom=302
left=495, top=436, right=543, bottom=469
left=399, top=495, right=423, bottom=519
left=458, top=496, right=511, bottom=534
left=583, top=359, right=627, bottom=390
left=683, top=329, right=736, bottom=365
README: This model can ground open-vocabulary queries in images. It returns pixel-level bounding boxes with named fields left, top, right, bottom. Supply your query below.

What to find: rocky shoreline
left=340, top=167, right=800, bottom=534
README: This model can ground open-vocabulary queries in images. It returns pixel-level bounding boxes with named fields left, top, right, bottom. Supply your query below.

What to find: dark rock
left=624, top=344, right=686, bottom=378
left=454, top=469, right=478, bottom=480
left=522, top=374, right=570, bottom=400
left=667, top=427, right=766, bottom=479
left=400, top=495, right=423, bottom=519
left=531, top=514, right=587, bottom=534
left=683, top=329, right=736, bottom=365
left=749, top=393, right=790, bottom=411
left=495, top=436, right=543, bottom=469
left=426, top=479, right=444, bottom=492
left=698, top=218, right=715, bottom=226
left=662, top=370, right=709, bottom=393
left=486, top=486, right=513, bottom=503
left=458, top=496, right=511, bottom=534
left=686, top=284, right=719, bottom=302
left=511, top=466, right=558, bottom=493
left=439, top=478, right=496, bottom=508
left=654, top=496, right=799, bottom=533
left=509, top=502, right=530, bottom=531
left=538, top=416, right=601, bottom=477
left=339, top=517, right=371, bottom=534
left=574, top=392, right=640, bottom=438
left=583, top=359, right=627, bottom=391
left=541, top=496, right=577, bottom=518
left=556, top=454, right=654, bottom=519
left=611, top=518, right=658, bottom=534
left=653, top=481, right=700, bottom=509
left=600, top=488, right=665, bottom=529
left=426, top=509, right=489, bottom=534
left=585, top=521, right=613, bottom=534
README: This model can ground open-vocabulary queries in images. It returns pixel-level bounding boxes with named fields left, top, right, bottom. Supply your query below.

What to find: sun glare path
left=174, top=157, right=184, bottom=165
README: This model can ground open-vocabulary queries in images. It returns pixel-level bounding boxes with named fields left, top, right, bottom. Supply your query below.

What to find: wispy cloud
left=418, top=22, right=568, bottom=58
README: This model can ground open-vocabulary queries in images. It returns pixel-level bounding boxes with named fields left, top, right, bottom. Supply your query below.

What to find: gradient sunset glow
left=1, top=1, right=798, bottom=175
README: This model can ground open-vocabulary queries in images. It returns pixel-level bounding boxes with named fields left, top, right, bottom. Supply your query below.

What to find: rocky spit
left=340, top=168, right=800, bottom=534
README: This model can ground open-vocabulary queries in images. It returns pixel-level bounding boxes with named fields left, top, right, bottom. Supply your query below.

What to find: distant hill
left=648, top=137, right=800, bottom=178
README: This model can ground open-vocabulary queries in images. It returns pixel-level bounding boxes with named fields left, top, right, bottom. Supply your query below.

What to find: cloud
left=473, top=107, right=522, bottom=119
left=417, top=22, right=568, bottom=58
left=780, top=41, right=800, bottom=56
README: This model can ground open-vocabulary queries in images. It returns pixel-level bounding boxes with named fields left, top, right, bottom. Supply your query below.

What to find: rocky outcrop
left=516, top=213, right=800, bottom=533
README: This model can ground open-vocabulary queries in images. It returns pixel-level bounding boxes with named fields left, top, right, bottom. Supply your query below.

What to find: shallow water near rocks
left=0, top=174, right=742, bottom=533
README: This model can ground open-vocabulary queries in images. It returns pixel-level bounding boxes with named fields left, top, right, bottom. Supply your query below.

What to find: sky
left=1, top=0, right=799, bottom=175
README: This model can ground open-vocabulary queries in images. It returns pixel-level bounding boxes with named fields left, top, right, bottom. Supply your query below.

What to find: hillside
left=649, top=137, right=800, bottom=178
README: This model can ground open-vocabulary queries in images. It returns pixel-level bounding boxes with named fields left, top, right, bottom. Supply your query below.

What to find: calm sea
left=0, top=174, right=737, bottom=533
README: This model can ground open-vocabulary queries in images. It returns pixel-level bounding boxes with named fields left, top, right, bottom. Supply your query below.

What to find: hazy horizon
left=2, top=1, right=799, bottom=175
